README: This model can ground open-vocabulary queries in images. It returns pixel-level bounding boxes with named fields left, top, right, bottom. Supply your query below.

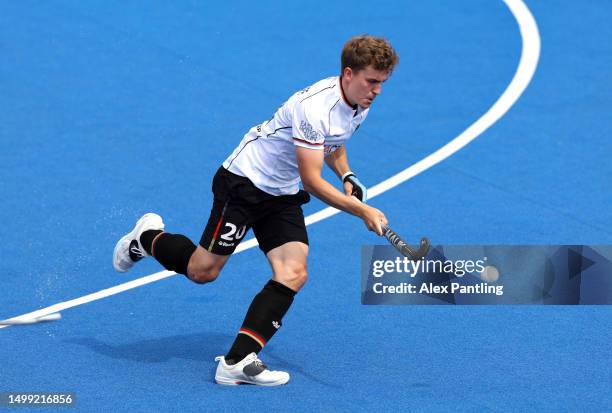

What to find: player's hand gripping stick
left=347, top=177, right=430, bottom=260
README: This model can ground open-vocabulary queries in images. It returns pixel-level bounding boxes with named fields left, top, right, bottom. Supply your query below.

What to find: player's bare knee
left=188, top=265, right=220, bottom=284
left=187, top=255, right=221, bottom=284
left=293, top=269, right=308, bottom=289
left=186, top=247, right=229, bottom=284
left=276, top=263, right=308, bottom=290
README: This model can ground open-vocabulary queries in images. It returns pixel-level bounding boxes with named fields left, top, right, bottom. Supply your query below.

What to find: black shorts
left=200, top=167, right=310, bottom=255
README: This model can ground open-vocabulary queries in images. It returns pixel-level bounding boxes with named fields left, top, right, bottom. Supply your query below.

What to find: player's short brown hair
left=341, top=35, right=399, bottom=74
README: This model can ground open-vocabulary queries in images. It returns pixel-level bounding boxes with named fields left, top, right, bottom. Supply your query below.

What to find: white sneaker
left=113, top=213, right=165, bottom=272
left=214, top=353, right=290, bottom=386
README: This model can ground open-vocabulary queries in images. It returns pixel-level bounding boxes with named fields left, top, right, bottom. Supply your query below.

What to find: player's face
left=343, top=66, right=390, bottom=109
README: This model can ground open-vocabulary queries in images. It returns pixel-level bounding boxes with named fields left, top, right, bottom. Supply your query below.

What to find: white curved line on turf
left=1, top=0, right=540, bottom=329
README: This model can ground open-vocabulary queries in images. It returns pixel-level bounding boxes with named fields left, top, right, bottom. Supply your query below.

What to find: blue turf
left=1, top=1, right=611, bottom=411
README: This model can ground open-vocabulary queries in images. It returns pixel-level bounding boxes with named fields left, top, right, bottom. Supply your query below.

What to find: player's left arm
left=324, top=144, right=350, bottom=179
left=296, top=146, right=386, bottom=235
left=324, top=144, right=368, bottom=203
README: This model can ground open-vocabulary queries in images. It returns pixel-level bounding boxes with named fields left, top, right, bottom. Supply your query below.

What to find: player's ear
left=343, top=66, right=353, bottom=80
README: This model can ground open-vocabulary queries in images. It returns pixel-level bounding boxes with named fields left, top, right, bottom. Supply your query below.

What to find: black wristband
left=342, top=172, right=356, bottom=183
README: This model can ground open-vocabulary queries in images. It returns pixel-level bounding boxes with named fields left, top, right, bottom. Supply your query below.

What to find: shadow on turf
left=259, top=352, right=342, bottom=389
left=66, top=332, right=230, bottom=363
left=66, top=332, right=340, bottom=388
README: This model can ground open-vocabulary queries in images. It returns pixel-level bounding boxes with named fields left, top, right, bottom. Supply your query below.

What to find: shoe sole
left=215, top=376, right=290, bottom=386
left=113, top=213, right=164, bottom=272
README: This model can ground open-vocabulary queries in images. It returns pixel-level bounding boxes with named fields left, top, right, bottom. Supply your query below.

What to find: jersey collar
left=338, top=76, right=360, bottom=113
left=337, top=76, right=367, bottom=118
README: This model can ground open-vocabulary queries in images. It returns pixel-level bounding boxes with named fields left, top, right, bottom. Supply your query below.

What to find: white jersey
left=222, top=76, right=369, bottom=196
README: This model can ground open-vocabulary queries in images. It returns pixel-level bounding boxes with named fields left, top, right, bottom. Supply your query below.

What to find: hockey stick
left=348, top=187, right=430, bottom=260
left=381, top=225, right=430, bottom=261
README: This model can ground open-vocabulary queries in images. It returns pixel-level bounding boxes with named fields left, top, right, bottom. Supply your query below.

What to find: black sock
left=140, top=230, right=163, bottom=255
left=140, top=231, right=196, bottom=275
left=225, top=280, right=296, bottom=364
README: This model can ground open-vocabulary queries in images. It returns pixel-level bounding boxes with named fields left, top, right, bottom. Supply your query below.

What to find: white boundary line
left=1, top=0, right=540, bottom=329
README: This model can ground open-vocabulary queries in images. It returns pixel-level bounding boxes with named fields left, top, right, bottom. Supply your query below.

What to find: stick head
left=397, top=237, right=430, bottom=260
left=382, top=225, right=430, bottom=260
left=412, top=237, right=430, bottom=260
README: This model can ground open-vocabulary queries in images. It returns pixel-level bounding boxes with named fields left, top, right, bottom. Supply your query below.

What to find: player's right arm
left=296, top=146, right=387, bottom=235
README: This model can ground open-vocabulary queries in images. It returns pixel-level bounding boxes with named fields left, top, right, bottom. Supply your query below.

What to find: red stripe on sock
left=150, top=232, right=165, bottom=258
left=239, top=328, right=267, bottom=347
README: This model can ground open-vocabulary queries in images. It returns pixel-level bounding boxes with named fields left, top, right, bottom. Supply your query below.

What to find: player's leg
left=184, top=246, right=229, bottom=284
left=113, top=167, right=249, bottom=282
left=221, top=241, right=307, bottom=361
left=113, top=214, right=231, bottom=283
left=215, top=193, right=309, bottom=386
left=266, top=241, right=309, bottom=290
left=143, top=231, right=232, bottom=284
left=140, top=194, right=250, bottom=283
left=214, top=242, right=306, bottom=386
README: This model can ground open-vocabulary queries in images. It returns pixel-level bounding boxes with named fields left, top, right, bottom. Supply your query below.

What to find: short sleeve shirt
left=223, top=76, right=369, bottom=195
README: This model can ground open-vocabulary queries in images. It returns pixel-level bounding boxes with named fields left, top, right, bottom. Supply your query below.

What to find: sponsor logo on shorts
left=272, top=321, right=281, bottom=329
left=218, top=241, right=235, bottom=247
